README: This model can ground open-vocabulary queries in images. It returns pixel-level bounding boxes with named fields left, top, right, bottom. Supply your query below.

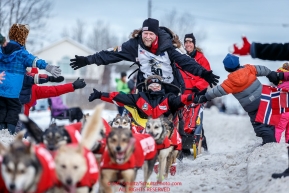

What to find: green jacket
left=115, top=78, right=130, bottom=94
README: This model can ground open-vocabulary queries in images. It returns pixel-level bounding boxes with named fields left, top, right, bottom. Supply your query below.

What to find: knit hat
left=184, top=33, right=196, bottom=45
left=0, top=33, right=6, bottom=46
left=142, top=18, right=159, bottom=35
left=121, top=72, right=127, bottom=78
left=223, top=53, right=240, bottom=71
left=9, top=24, right=30, bottom=46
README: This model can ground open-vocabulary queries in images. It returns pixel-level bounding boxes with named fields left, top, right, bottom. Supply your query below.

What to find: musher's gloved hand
left=266, top=71, right=284, bottom=85
left=72, top=77, right=86, bottom=90
left=193, top=88, right=208, bottom=104
left=70, top=55, right=89, bottom=70
left=48, top=76, right=64, bottom=83
left=201, top=70, right=219, bottom=88
left=88, top=89, right=102, bottom=102
left=232, top=36, right=251, bottom=56
left=45, top=64, right=61, bottom=78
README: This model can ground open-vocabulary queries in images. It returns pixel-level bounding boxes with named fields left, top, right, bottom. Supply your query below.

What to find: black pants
left=0, top=96, right=22, bottom=126
left=248, top=110, right=276, bottom=144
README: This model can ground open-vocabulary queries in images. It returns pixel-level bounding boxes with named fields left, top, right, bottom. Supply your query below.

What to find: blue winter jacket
left=0, top=41, right=47, bottom=98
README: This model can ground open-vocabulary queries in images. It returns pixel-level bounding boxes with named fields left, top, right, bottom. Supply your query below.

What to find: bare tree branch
left=161, top=9, right=206, bottom=47
left=0, top=0, right=54, bottom=48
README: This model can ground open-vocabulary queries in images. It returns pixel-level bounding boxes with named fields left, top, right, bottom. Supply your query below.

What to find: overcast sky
left=42, top=0, right=289, bottom=103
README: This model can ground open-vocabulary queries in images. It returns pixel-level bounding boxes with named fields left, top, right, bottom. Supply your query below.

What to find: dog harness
left=64, top=122, right=82, bottom=143
left=76, top=147, right=99, bottom=187
left=33, top=144, right=58, bottom=193
left=156, top=136, right=171, bottom=150
left=101, top=133, right=157, bottom=170
left=169, top=128, right=182, bottom=150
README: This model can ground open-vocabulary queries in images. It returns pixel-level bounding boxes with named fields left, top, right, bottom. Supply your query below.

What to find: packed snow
left=0, top=106, right=289, bottom=193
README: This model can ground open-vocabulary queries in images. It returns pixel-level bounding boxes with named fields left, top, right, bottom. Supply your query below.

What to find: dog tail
left=81, top=103, right=105, bottom=150
left=19, top=114, right=43, bottom=143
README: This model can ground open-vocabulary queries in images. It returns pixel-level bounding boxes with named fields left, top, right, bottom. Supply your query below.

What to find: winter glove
left=201, top=70, right=220, bottom=88
left=48, top=76, right=64, bottom=83
left=88, top=89, right=102, bottom=102
left=193, top=95, right=208, bottom=104
left=266, top=71, right=284, bottom=85
left=45, top=64, right=62, bottom=78
left=193, top=88, right=208, bottom=104
left=72, top=77, right=86, bottom=90
left=70, top=55, right=89, bottom=70
left=232, top=36, right=251, bottom=56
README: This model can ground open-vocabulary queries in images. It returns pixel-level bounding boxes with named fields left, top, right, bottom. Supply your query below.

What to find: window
left=57, top=56, right=74, bottom=75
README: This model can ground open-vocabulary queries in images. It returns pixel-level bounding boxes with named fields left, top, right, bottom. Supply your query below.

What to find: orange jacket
left=221, top=65, right=257, bottom=94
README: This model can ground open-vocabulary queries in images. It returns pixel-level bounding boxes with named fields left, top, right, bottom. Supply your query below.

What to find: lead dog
left=100, top=128, right=157, bottom=193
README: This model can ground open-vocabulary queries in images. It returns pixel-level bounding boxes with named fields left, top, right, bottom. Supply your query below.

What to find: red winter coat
left=23, top=83, right=75, bottom=116
left=101, top=133, right=157, bottom=170
left=178, top=51, right=211, bottom=93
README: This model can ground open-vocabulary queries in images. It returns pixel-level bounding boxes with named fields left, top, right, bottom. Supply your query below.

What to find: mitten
left=72, top=77, right=86, bottom=90
left=70, top=55, right=89, bottom=70
left=232, top=36, right=251, bottom=56
left=88, top=89, right=102, bottom=102
left=45, top=64, right=61, bottom=78
left=201, top=70, right=220, bottom=88
left=48, top=76, right=64, bottom=83
left=266, top=71, right=284, bottom=85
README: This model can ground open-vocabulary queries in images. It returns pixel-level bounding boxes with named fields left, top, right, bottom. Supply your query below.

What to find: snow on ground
left=1, top=106, right=289, bottom=193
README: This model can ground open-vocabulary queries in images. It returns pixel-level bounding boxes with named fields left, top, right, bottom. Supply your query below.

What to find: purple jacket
left=50, top=96, right=68, bottom=116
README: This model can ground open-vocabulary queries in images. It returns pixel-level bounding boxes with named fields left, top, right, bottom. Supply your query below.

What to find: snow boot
left=153, top=162, right=159, bottom=174
left=272, top=168, right=289, bottom=179
left=202, top=135, right=208, bottom=151
left=170, top=163, right=177, bottom=176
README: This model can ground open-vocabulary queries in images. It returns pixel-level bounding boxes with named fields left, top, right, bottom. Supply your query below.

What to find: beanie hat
left=223, top=53, right=240, bottom=70
left=0, top=33, right=6, bottom=46
left=9, top=24, right=30, bottom=46
left=121, top=72, right=127, bottom=78
left=142, top=18, right=159, bottom=35
left=184, top=33, right=196, bottom=45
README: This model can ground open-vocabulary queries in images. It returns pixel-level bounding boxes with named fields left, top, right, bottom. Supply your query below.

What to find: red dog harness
left=156, top=136, right=171, bottom=150
left=169, top=129, right=182, bottom=150
left=101, top=133, right=157, bottom=170
left=64, top=122, right=82, bottom=143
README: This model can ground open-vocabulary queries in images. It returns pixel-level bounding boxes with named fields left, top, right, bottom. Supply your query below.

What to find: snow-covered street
left=1, top=106, right=289, bottom=193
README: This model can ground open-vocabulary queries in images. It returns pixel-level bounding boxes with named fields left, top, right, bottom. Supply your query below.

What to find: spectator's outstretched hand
left=70, top=55, right=89, bottom=70
left=201, top=70, right=220, bottom=88
left=0, top=71, right=5, bottom=83
left=88, top=89, right=102, bottom=102
left=232, top=36, right=251, bottom=56
left=73, top=77, right=86, bottom=90
left=45, top=65, right=61, bottom=78
left=48, top=76, right=64, bottom=83
left=193, top=88, right=208, bottom=104
left=266, top=71, right=284, bottom=85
